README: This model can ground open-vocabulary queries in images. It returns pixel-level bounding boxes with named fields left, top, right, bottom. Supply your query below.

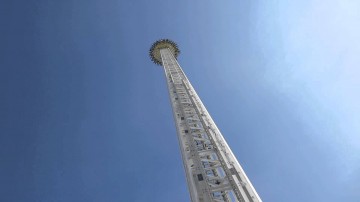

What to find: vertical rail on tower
left=150, top=39, right=262, bottom=202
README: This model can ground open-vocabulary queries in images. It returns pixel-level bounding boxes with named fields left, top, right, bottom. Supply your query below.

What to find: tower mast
left=150, top=39, right=262, bottom=202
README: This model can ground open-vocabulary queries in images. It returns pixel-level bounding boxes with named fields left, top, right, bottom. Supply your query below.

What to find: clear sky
left=1, top=0, right=359, bottom=201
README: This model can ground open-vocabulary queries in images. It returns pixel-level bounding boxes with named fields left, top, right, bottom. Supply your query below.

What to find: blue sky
left=1, top=0, right=359, bottom=201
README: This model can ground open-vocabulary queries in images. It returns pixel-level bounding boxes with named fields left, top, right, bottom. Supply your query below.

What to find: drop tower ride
left=149, top=39, right=262, bottom=202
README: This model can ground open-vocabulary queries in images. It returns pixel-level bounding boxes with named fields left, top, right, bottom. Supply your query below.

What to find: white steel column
left=159, top=47, right=262, bottom=202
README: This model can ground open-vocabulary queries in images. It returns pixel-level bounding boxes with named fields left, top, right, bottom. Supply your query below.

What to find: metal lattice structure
left=150, top=39, right=262, bottom=202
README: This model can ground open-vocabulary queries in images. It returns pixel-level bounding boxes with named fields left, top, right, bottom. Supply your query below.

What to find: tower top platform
left=149, top=39, right=180, bottom=65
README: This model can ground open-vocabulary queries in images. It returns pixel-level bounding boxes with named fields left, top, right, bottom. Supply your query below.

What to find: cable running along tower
left=150, top=39, right=262, bottom=202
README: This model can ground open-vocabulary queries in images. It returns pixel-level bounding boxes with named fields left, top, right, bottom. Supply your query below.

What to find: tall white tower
left=150, top=39, right=262, bottom=202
